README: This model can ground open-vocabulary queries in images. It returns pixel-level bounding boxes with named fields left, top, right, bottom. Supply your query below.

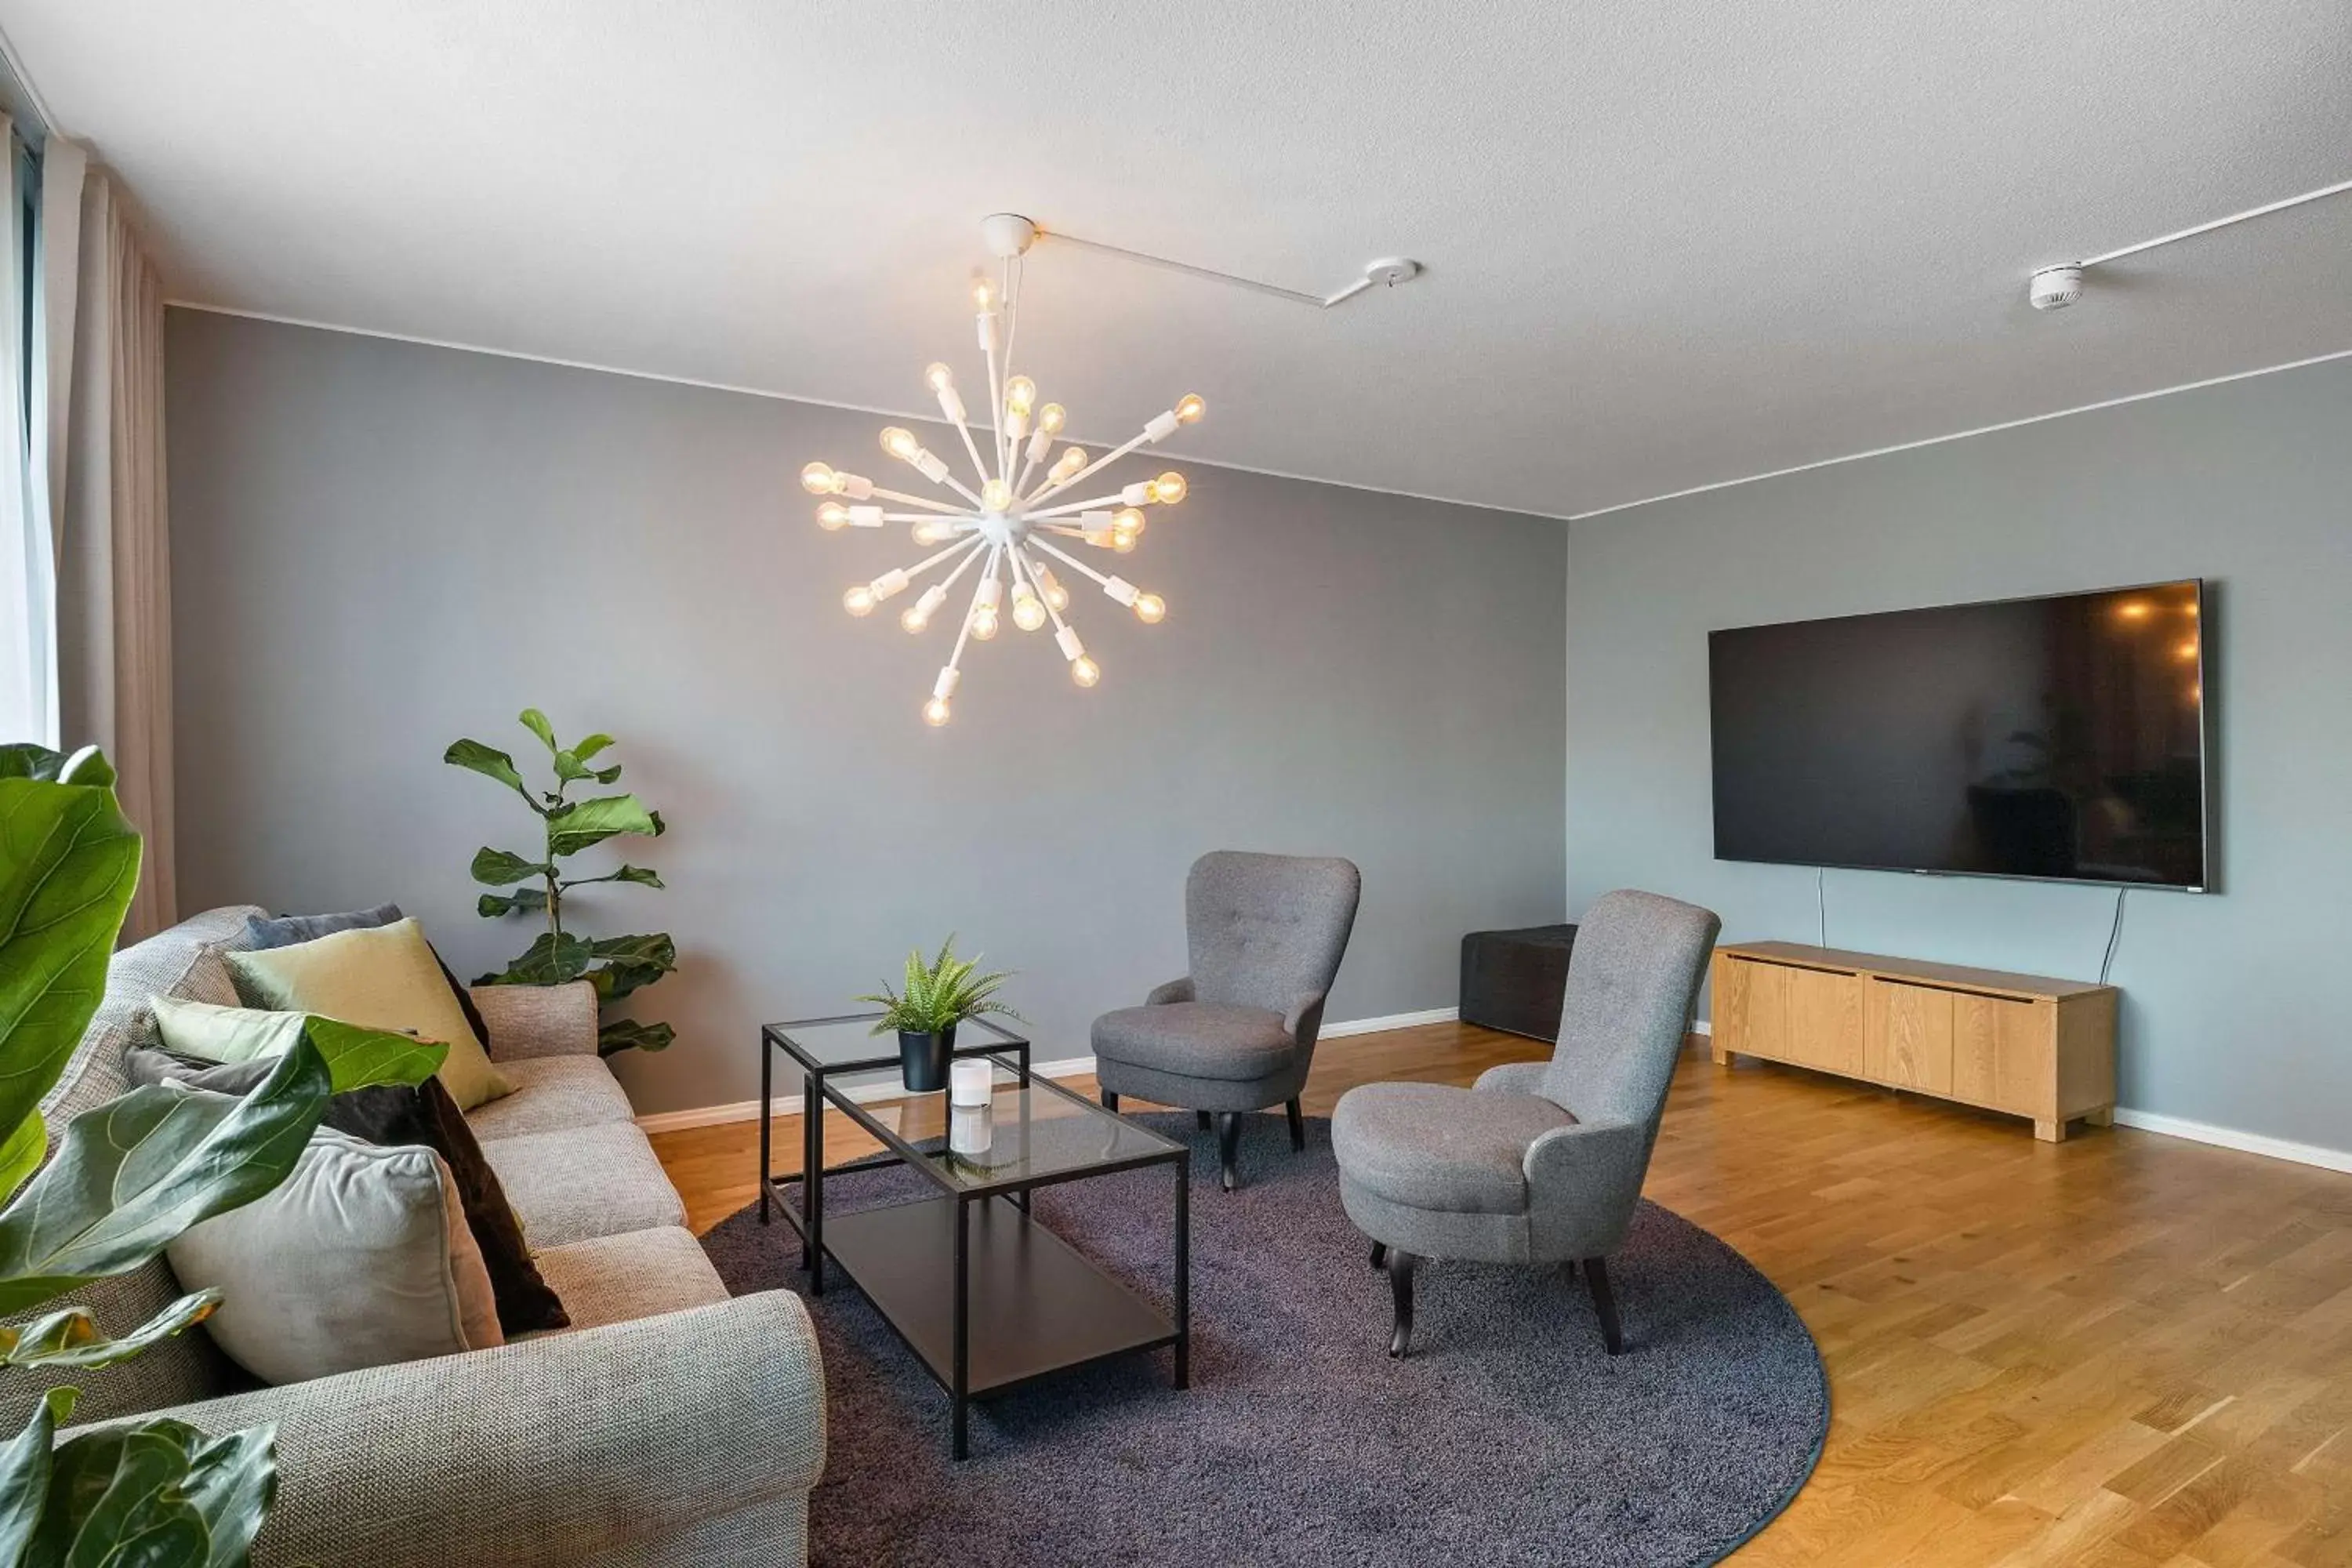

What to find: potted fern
left=858, top=938, right=1022, bottom=1093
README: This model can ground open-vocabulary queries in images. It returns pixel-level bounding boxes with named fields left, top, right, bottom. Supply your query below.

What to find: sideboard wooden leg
left=2083, top=1105, right=2114, bottom=1127
left=2034, top=1118, right=2067, bottom=1142
left=1711, top=1044, right=1733, bottom=1067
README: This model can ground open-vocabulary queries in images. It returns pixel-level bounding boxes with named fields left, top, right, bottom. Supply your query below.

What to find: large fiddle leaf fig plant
left=445, top=710, right=676, bottom=1055
left=0, top=743, right=445, bottom=1566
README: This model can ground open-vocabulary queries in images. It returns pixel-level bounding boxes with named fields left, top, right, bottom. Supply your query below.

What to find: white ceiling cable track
left=2029, top=174, right=2352, bottom=309
left=1027, top=220, right=1421, bottom=310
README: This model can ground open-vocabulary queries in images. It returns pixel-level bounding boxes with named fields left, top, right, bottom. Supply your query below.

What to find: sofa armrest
left=92, top=1292, right=826, bottom=1568
left=470, top=980, right=600, bottom=1061
left=1145, top=975, right=1194, bottom=1006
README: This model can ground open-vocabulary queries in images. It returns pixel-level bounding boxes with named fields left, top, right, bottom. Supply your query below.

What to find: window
left=0, top=122, right=42, bottom=746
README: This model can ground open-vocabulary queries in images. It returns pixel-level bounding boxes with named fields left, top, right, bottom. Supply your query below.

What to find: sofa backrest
left=10, top=906, right=267, bottom=1425
left=1183, top=851, right=1361, bottom=1028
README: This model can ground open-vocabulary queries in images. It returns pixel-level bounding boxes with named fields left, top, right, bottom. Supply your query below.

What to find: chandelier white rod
left=1024, top=431, right=1156, bottom=508
left=869, top=485, right=967, bottom=516
left=1025, top=489, right=1152, bottom=521
left=995, top=257, right=1022, bottom=476
left=1025, top=534, right=1120, bottom=590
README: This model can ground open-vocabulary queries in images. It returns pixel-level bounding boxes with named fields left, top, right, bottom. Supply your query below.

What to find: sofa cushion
left=151, top=995, right=312, bottom=1064
left=165, top=1128, right=503, bottom=1385
left=244, top=902, right=498, bottom=1064
left=527, top=1226, right=730, bottom=1334
left=1331, top=1080, right=1577, bottom=1216
left=1091, top=1002, right=1295, bottom=1082
left=481, top=1122, right=684, bottom=1248
left=465, top=1055, right=637, bottom=1142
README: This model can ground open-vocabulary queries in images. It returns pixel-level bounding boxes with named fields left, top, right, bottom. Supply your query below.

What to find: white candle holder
left=949, top=1058, right=993, bottom=1109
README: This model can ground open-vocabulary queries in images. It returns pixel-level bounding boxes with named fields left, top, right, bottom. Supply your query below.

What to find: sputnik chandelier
left=800, top=213, right=1200, bottom=727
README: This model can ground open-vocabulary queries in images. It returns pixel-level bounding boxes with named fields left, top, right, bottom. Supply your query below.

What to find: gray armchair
left=1331, top=889, right=1719, bottom=1356
left=1091, top=851, right=1361, bottom=1190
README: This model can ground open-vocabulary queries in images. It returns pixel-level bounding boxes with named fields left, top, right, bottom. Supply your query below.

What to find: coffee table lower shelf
left=822, top=1193, right=1182, bottom=1454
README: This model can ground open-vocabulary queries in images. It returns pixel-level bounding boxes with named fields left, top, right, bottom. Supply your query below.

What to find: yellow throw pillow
left=227, top=918, right=513, bottom=1110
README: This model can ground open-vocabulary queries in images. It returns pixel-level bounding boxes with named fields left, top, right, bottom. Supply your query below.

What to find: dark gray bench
left=1458, top=924, right=1577, bottom=1040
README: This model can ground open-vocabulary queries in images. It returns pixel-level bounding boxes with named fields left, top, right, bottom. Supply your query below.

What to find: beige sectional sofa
left=18, top=906, right=827, bottom=1566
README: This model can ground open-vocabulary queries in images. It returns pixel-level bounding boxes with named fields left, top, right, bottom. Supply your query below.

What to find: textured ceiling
left=3, top=0, right=2347, bottom=517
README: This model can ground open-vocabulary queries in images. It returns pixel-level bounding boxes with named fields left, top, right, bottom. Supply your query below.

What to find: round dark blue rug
left=700, top=1110, right=1826, bottom=1567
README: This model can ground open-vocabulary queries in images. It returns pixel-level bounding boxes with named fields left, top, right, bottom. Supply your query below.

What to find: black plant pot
left=899, top=1024, right=956, bottom=1093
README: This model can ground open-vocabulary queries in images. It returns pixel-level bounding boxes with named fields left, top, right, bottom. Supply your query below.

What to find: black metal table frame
left=757, top=1015, right=1190, bottom=1459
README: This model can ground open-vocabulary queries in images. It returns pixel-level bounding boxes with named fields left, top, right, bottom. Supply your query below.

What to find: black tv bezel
left=1707, top=578, right=2212, bottom=895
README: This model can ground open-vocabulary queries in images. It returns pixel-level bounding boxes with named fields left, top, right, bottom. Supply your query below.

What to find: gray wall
left=1567, top=354, right=2352, bottom=1153
left=166, top=311, right=1567, bottom=1116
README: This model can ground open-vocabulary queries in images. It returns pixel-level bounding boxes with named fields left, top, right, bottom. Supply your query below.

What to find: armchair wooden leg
left=1215, top=1112, right=1242, bottom=1192
left=1582, top=1256, right=1624, bottom=1355
left=1286, top=1097, right=1306, bottom=1152
left=1101, top=1089, right=1120, bottom=1112
left=1196, top=1110, right=1212, bottom=1131
left=1369, top=1240, right=1386, bottom=1270
left=1387, top=1248, right=1417, bottom=1358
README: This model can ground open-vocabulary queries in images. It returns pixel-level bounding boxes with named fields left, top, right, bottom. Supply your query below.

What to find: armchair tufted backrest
left=1185, top=851, right=1361, bottom=1028
left=1542, top=890, right=1721, bottom=1127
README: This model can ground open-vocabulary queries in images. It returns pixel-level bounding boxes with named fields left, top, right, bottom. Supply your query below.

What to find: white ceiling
left=4, top=0, right=2347, bottom=518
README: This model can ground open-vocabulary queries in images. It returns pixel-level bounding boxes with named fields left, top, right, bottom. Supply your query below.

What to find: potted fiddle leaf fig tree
left=445, top=710, right=677, bottom=1055
left=857, top=937, right=1023, bottom=1093
left=0, top=743, right=445, bottom=1565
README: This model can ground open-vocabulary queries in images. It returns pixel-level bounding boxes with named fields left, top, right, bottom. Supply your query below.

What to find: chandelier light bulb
left=900, top=604, right=931, bottom=633
left=801, top=461, right=840, bottom=495
left=1152, top=471, right=1188, bottom=505
left=881, top=427, right=922, bottom=462
left=970, top=608, right=1000, bottom=641
left=842, top=584, right=877, bottom=617
left=972, top=280, right=995, bottom=310
left=912, top=519, right=957, bottom=545
left=1011, top=585, right=1047, bottom=631
left=981, top=477, right=1012, bottom=512
left=1111, top=532, right=1138, bottom=554
left=1036, top=568, right=1070, bottom=612
left=1037, top=403, right=1068, bottom=435
left=924, top=696, right=953, bottom=727
left=1134, top=593, right=1167, bottom=624
left=1050, top=447, right=1089, bottom=483
left=818, top=502, right=851, bottom=531
left=1004, top=376, right=1037, bottom=418
left=1112, top=506, right=1146, bottom=537
left=1174, top=393, right=1207, bottom=425
left=925, top=362, right=955, bottom=393
left=1071, top=655, right=1101, bottom=688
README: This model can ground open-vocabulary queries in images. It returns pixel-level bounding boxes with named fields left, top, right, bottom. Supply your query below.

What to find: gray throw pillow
left=165, top=1126, right=502, bottom=1385
left=241, top=903, right=404, bottom=951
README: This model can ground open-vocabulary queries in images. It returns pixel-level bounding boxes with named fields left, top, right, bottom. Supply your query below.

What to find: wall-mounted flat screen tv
left=1709, top=581, right=2209, bottom=890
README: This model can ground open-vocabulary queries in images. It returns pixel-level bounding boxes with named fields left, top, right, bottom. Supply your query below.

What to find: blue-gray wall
left=1567, top=354, right=2352, bottom=1156
left=165, top=311, right=1569, bottom=1115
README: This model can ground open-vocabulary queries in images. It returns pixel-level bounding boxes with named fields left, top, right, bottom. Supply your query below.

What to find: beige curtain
left=50, top=157, right=176, bottom=940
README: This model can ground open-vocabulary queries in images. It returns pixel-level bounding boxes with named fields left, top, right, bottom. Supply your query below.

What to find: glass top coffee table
left=759, top=1014, right=1189, bottom=1459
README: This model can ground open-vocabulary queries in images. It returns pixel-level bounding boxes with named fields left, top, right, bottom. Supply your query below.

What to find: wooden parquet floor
left=650, top=1021, right=2352, bottom=1566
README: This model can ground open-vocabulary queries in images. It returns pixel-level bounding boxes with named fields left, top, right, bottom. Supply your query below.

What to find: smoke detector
left=2029, top=265, right=2085, bottom=311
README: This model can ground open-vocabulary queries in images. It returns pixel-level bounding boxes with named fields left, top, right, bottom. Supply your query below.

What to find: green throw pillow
left=151, top=995, right=313, bottom=1065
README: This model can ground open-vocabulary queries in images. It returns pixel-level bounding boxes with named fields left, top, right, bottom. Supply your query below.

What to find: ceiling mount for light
left=2027, top=174, right=2352, bottom=310
left=988, top=211, right=1422, bottom=310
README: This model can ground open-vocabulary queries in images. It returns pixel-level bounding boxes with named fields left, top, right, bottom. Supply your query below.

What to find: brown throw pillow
left=126, top=1047, right=569, bottom=1335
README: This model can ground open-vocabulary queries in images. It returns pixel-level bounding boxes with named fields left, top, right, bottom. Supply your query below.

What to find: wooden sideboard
left=1709, top=941, right=2118, bottom=1141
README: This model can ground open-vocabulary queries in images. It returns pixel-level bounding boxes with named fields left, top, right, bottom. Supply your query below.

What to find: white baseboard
left=1320, top=1006, right=1458, bottom=1038
left=2110, top=1108, right=2352, bottom=1175
left=635, top=1008, right=1463, bottom=1134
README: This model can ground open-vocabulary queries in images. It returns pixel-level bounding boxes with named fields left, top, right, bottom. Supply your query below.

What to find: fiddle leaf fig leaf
left=561, top=865, right=663, bottom=891
left=477, top=887, right=550, bottom=919
left=1, top=1111, right=43, bottom=1203
left=517, top=708, right=560, bottom=753
left=477, top=930, right=594, bottom=988
left=572, top=734, right=615, bottom=764
left=303, top=1017, right=448, bottom=1092
left=0, top=1040, right=330, bottom=1315
left=0, top=1290, right=221, bottom=1371
left=596, top=1018, right=674, bottom=1056
left=444, top=739, right=538, bottom=810
left=0, top=766, right=143, bottom=1149
left=546, top=794, right=661, bottom=858
left=470, top=847, right=551, bottom=886
left=0, top=1388, right=73, bottom=1562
